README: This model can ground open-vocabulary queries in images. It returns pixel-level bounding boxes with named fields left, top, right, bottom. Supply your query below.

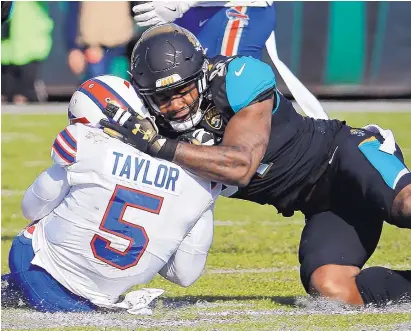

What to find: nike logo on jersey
left=199, top=19, right=208, bottom=27
left=329, top=146, right=338, bottom=164
left=235, top=63, right=246, bottom=76
left=164, top=5, right=177, bottom=11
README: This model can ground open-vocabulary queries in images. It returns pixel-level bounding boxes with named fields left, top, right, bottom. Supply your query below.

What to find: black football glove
left=99, top=103, right=178, bottom=161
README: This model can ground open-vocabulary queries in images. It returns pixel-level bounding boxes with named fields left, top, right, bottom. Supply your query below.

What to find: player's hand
left=132, top=2, right=193, bottom=28
left=178, top=128, right=216, bottom=146
left=100, top=103, right=178, bottom=162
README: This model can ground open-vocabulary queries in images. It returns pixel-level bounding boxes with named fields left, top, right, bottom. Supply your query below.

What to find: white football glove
left=132, top=2, right=195, bottom=28
left=191, top=128, right=216, bottom=146
left=178, top=128, right=216, bottom=146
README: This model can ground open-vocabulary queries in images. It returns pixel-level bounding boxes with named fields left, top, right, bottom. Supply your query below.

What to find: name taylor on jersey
left=106, top=150, right=181, bottom=195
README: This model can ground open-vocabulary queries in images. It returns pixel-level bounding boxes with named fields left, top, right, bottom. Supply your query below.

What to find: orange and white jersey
left=31, top=124, right=220, bottom=307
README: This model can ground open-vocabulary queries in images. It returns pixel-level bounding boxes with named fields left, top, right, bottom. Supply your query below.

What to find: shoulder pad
left=226, top=56, right=276, bottom=113
left=51, top=125, right=78, bottom=166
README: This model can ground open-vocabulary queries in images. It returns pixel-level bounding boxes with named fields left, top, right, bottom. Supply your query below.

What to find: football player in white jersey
left=2, top=75, right=220, bottom=314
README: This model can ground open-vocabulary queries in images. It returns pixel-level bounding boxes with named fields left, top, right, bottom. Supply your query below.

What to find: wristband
left=158, top=138, right=179, bottom=162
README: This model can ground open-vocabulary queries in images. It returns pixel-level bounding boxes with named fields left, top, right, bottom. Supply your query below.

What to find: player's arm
left=158, top=205, right=214, bottom=287
left=22, top=164, right=71, bottom=221
left=100, top=58, right=275, bottom=187
left=172, top=57, right=275, bottom=187
left=102, top=96, right=273, bottom=187
left=174, top=97, right=273, bottom=187
left=22, top=126, right=78, bottom=221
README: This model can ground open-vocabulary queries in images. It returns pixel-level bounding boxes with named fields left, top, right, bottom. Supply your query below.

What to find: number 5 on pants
left=90, top=185, right=164, bottom=270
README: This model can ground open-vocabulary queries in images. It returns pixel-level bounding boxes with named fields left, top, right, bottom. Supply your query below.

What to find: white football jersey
left=31, top=124, right=220, bottom=306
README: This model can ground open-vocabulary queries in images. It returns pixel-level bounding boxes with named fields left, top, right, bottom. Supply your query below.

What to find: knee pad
left=355, top=267, right=411, bottom=306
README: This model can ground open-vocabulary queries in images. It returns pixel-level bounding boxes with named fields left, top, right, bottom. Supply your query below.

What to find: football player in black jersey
left=101, top=23, right=411, bottom=307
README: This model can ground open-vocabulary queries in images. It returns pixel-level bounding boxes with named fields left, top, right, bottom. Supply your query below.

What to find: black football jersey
left=171, top=55, right=346, bottom=216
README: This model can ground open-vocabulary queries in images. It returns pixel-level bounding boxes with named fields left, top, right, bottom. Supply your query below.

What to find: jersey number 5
left=90, top=185, right=163, bottom=270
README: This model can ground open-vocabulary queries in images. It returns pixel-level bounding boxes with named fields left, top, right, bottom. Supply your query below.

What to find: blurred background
left=1, top=1, right=411, bottom=104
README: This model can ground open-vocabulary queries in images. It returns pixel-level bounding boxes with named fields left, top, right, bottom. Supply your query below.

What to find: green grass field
left=2, top=110, right=411, bottom=330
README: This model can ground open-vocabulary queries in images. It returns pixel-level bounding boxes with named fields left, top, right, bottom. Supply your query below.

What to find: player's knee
left=309, top=265, right=363, bottom=305
left=392, top=184, right=411, bottom=228
left=355, top=266, right=411, bottom=306
left=174, top=274, right=200, bottom=288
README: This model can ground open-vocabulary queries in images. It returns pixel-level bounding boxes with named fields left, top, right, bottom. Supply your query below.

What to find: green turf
left=1, top=111, right=411, bottom=330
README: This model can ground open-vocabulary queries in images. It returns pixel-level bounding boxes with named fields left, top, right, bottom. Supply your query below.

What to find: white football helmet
left=68, top=75, right=149, bottom=127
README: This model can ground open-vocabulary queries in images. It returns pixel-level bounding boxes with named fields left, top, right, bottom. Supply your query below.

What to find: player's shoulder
left=226, top=56, right=274, bottom=81
left=51, top=124, right=108, bottom=166
left=225, top=56, right=276, bottom=112
left=51, top=124, right=79, bottom=167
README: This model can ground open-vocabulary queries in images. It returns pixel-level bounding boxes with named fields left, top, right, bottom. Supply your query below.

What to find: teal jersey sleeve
left=225, top=56, right=276, bottom=113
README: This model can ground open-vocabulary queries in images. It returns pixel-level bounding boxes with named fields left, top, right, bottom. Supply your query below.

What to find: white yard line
left=206, top=267, right=299, bottom=274
left=3, top=300, right=411, bottom=330
left=1, top=132, right=43, bottom=143
left=206, top=264, right=411, bottom=275
left=23, top=160, right=50, bottom=167
left=1, top=190, right=25, bottom=197
left=2, top=102, right=410, bottom=115
left=214, top=219, right=304, bottom=226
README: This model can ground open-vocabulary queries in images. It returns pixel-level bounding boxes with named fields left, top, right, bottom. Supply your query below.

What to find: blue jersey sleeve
left=225, top=56, right=276, bottom=113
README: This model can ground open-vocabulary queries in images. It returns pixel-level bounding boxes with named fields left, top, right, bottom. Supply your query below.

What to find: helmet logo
left=225, top=8, right=249, bottom=26
left=204, top=107, right=223, bottom=130
left=155, top=74, right=182, bottom=88
left=89, top=84, right=94, bottom=89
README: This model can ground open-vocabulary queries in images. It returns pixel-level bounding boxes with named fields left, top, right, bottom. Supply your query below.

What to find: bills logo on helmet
left=226, top=8, right=249, bottom=26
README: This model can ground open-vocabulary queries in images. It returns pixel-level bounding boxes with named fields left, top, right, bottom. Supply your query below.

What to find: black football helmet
left=130, top=23, right=209, bottom=132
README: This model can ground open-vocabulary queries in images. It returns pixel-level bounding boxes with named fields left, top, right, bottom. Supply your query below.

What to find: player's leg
left=331, top=128, right=411, bottom=229
left=174, top=7, right=221, bottom=57
left=391, top=183, right=411, bottom=228
left=13, top=61, right=39, bottom=103
left=8, top=225, right=98, bottom=312
left=300, top=127, right=411, bottom=305
left=194, top=5, right=276, bottom=59
left=299, top=211, right=384, bottom=305
left=1, top=64, right=17, bottom=103
left=226, top=5, right=276, bottom=59
left=158, top=207, right=214, bottom=287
